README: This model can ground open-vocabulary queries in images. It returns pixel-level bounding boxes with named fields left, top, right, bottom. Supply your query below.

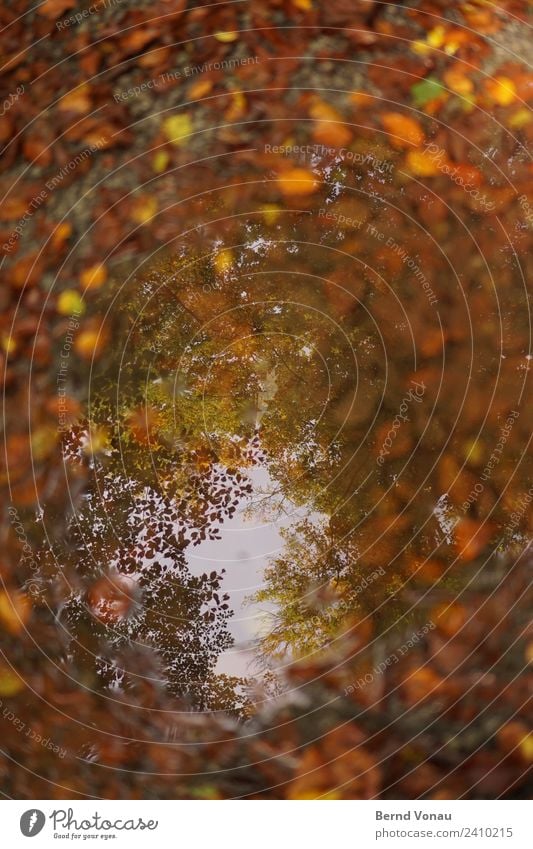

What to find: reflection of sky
left=186, top=467, right=302, bottom=677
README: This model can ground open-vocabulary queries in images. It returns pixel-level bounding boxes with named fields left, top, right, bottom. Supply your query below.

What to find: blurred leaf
left=163, top=114, right=193, bottom=146
left=411, top=77, right=445, bottom=107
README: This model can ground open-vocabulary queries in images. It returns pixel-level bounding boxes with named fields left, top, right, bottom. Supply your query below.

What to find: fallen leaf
left=0, top=664, right=23, bottom=696
left=401, top=666, right=444, bottom=703
left=432, top=602, right=467, bottom=637
left=37, top=0, right=75, bottom=19
left=454, top=518, right=493, bottom=562
left=131, top=195, right=158, bottom=224
left=31, top=426, right=58, bottom=461
left=0, top=197, right=31, bottom=221
left=11, top=253, right=44, bottom=288
left=277, top=168, right=320, bottom=197
left=313, top=121, right=352, bottom=148
left=214, top=249, right=234, bottom=275
left=411, top=77, right=446, bottom=107
left=119, top=27, right=158, bottom=57
left=80, top=263, right=107, bottom=290
left=188, top=80, right=213, bottom=100
left=74, top=327, right=107, bottom=360
left=58, top=84, right=92, bottom=115
left=486, top=76, right=517, bottom=106
left=405, top=148, right=444, bottom=176
left=507, top=108, right=532, bottom=129
left=225, top=91, right=246, bottom=122
left=443, top=67, right=473, bottom=96
left=261, top=204, right=281, bottom=226
left=162, top=113, right=193, bottom=146
left=57, top=289, right=85, bottom=316
left=381, top=112, right=425, bottom=148
left=50, top=221, right=72, bottom=250
left=0, top=591, right=31, bottom=635
left=153, top=150, right=170, bottom=172
left=22, top=134, right=52, bottom=166
left=214, top=32, right=238, bottom=42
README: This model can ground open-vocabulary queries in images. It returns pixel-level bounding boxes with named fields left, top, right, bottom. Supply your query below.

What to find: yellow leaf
left=225, top=90, right=246, bottom=122
left=411, top=40, right=431, bottom=56
left=1, top=334, right=16, bottom=354
left=444, top=39, right=461, bottom=55
left=508, top=108, right=531, bottom=129
left=0, top=664, right=23, bottom=696
left=57, top=289, right=85, bottom=316
left=0, top=591, right=31, bottom=635
left=163, top=113, right=193, bottom=146
left=214, top=249, right=234, bottom=275
left=214, top=31, right=238, bottom=42
left=427, top=26, right=446, bottom=48
left=153, top=150, right=170, bottom=173
left=289, top=788, right=341, bottom=800
left=132, top=195, right=158, bottom=224
left=80, top=263, right=107, bottom=290
left=405, top=148, right=443, bottom=176
left=486, top=76, right=517, bottom=106
left=261, top=204, right=281, bottom=226
left=31, top=426, right=58, bottom=461
left=292, top=0, right=312, bottom=8
left=519, top=733, right=533, bottom=763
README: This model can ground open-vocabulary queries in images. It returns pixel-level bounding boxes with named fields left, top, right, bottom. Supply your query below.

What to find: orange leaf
left=454, top=518, right=493, bottom=562
left=402, top=666, right=444, bottom=703
left=80, top=263, right=107, bottom=290
left=432, top=602, right=467, bottom=637
left=74, top=326, right=107, bottom=360
left=443, top=67, right=473, bottom=96
left=0, top=591, right=31, bottom=635
left=312, top=121, right=352, bottom=148
left=119, top=28, right=158, bottom=57
left=309, top=100, right=344, bottom=122
left=0, top=197, right=31, bottom=220
left=277, top=168, right=320, bottom=197
left=188, top=80, right=213, bottom=100
left=37, top=0, right=75, bottom=19
left=51, top=221, right=72, bottom=250
left=485, top=76, right=517, bottom=106
left=58, top=84, right=92, bottom=115
left=381, top=112, right=425, bottom=149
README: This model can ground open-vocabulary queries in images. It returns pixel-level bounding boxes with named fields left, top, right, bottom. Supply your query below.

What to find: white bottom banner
left=2, top=800, right=531, bottom=848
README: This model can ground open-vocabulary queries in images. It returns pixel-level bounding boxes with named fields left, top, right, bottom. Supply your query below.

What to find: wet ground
left=0, top=0, right=531, bottom=799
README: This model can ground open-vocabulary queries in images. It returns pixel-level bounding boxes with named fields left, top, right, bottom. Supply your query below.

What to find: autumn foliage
left=0, top=0, right=531, bottom=801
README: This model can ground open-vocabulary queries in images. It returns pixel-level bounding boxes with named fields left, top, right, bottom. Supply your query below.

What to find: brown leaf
left=37, top=0, right=76, bottom=20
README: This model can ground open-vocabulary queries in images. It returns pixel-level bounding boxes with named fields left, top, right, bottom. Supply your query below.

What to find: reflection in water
left=31, top=146, right=530, bottom=718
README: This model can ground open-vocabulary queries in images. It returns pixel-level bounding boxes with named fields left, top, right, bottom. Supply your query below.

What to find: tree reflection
left=41, top=215, right=530, bottom=706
